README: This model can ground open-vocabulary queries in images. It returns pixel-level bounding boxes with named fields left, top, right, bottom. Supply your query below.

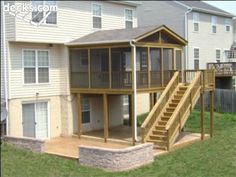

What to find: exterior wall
left=72, top=95, right=124, bottom=134
left=187, top=12, right=233, bottom=69
left=13, top=1, right=137, bottom=43
left=8, top=96, right=62, bottom=138
left=137, top=1, right=186, bottom=37
left=137, top=93, right=150, bottom=115
left=8, top=43, right=70, bottom=99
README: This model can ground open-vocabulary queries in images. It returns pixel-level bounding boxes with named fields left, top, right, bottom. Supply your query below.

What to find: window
left=194, top=48, right=199, bottom=69
left=125, top=9, right=133, bottom=29
left=225, top=19, right=231, bottom=32
left=216, top=49, right=221, bottom=62
left=92, top=4, right=102, bottom=29
left=82, top=98, right=90, bottom=124
left=211, top=16, right=217, bottom=33
left=31, top=1, right=57, bottom=24
left=193, top=13, right=199, bottom=32
left=23, top=50, right=49, bottom=84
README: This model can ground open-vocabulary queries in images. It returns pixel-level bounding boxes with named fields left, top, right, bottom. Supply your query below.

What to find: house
left=234, top=19, right=236, bottom=42
left=1, top=0, right=215, bottom=155
left=1, top=0, right=139, bottom=138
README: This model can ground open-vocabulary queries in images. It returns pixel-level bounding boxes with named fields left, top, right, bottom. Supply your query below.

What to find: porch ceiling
left=65, top=25, right=187, bottom=47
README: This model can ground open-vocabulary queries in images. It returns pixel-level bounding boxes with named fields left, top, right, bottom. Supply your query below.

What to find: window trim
left=215, top=48, right=221, bottom=62
left=211, top=16, right=217, bottom=34
left=22, top=49, right=50, bottom=85
left=193, top=12, right=200, bottom=32
left=193, top=47, right=200, bottom=69
left=31, top=1, right=57, bottom=25
left=22, top=100, right=50, bottom=139
left=225, top=19, right=231, bottom=32
left=92, top=3, right=102, bottom=29
left=81, top=98, right=91, bottom=124
left=124, top=8, right=134, bottom=29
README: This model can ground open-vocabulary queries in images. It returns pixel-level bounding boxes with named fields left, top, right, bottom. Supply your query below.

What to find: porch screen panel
left=176, top=50, right=182, bottom=71
left=163, top=49, right=173, bottom=85
left=70, top=50, right=89, bottom=88
left=136, top=47, right=148, bottom=88
left=91, top=49, right=109, bottom=88
left=111, top=48, right=132, bottom=88
left=150, top=48, right=161, bottom=87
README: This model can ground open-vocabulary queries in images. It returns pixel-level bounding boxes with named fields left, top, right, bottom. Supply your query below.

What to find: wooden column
left=103, top=94, right=109, bottom=142
left=77, top=93, right=82, bottom=138
left=131, top=94, right=135, bottom=145
left=154, top=92, right=157, bottom=104
left=88, top=49, right=91, bottom=88
left=147, top=47, right=151, bottom=88
left=200, top=92, right=205, bottom=140
left=161, top=48, right=164, bottom=87
left=210, top=91, right=214, bottom=138
left=128, top=95, right=132, bottom=126
left=109, top=48, right=112, bottom=88
left=149, top=93, right=154, bottom=111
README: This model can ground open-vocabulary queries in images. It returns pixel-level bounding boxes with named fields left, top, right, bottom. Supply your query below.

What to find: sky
left=204, top=1, right=236, bottom=16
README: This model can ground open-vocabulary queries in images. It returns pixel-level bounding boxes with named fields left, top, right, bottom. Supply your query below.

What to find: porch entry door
left=22, top=102, right=48, bottom=139
left=81, top=98, right=92, bottom=132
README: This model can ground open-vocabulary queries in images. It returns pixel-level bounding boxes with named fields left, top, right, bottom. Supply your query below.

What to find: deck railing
left=112, top=71, right=132, bottom=88
left=207, top=62, right=236, bottom=77
left=141, top=71, right=179, bottom=143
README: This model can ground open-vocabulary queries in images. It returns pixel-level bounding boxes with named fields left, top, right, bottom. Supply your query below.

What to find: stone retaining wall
left=3, top=136, right=45, bottom=153
left=79, top=143, right=154, bottom=171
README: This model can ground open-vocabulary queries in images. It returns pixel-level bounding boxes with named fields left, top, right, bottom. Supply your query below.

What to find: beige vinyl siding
left=14, top=1, right=137, bottom=43
left=188, top=12, right=233, bottom=69
left=8, top=43, right=70, bottom=99
left=4, top=1, right=16, bottom=41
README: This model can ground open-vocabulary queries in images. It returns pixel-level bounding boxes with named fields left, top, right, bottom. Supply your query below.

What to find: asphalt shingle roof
left=179, top=1, right=234, bottom=17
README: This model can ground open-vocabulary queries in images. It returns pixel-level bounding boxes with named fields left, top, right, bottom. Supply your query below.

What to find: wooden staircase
left=141, top=71, right=206, bottom=151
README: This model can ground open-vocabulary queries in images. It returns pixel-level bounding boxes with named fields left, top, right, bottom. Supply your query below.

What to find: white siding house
left=137, top=1, right=234, bottom=69
left=2, top=1, right=139, bottom=138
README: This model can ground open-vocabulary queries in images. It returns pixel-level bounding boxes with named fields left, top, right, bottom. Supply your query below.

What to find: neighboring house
left=1, top=1, right=139, bottom=139
left=137, top=1, right=234, bottom=69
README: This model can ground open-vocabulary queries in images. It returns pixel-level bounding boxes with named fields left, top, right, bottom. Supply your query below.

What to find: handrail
left=166, top=72, right=201, bottom=130
left=141, top=71, right=179, bottom=143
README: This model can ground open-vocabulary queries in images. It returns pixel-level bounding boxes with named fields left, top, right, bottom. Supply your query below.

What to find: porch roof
left=66, top=25, right=188, bottom=46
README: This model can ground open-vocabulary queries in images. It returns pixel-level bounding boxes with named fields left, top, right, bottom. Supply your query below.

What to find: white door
left=81, top=98, right=92, bottom=132
left=35, top=102, right=48, bottom=139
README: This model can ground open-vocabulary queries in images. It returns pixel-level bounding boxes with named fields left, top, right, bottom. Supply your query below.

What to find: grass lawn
left=1, top=110, right=236, bottom=177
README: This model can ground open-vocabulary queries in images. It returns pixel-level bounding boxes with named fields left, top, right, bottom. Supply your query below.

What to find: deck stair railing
left=141, top=71, right=179, bottom=143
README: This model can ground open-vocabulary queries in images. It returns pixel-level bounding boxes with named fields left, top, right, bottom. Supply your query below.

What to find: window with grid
left=211, top=16, right=217, bottom=33
left=82, top=98, right=90, bottom=124
left=92, top=4, right=102, bottom=29
left=193, top=13, right=199, bottom=32
left=23, top=50, right=49, bottom=84
left=194, top=48, right=199, bottom=70
left=31, top=1, right=57, bottom=24
left=225, top=19, right=231, bottom=32
left=125, top=9, right=133, bottom=29
left=216, top=49, right=221, bottom=62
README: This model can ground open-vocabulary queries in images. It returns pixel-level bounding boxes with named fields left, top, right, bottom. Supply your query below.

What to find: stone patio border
left=3, top=136, right=45, bottom=153
left=79, top=143, right=154, bottom=171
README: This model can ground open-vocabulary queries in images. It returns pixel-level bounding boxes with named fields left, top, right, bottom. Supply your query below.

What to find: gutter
left=184, top=8, right=193, bottom=69
left=1, top=1, right=9, bottom=135
left=129, top=40, right=138, bottom=142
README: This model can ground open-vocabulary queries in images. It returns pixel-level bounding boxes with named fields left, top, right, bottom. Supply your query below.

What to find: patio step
left=152, top=130, right=167, bottom=136
left=153, top=144, right=167, bottom=150
left=150, top=134, right=167, bottom=141
left=147, top=139, right=167, bottom=146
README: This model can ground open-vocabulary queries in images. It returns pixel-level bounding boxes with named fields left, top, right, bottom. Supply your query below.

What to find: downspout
left=2, top=1, right=9, bottom=135
left=129, top=40, right=138, bottom=141
left=184, top=8, right=193, bottom=69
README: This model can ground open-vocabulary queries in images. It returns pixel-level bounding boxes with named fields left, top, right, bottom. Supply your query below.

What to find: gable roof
left=66, top=25, right=187, bottom=46
left=176, top=1, right=234, bottom=17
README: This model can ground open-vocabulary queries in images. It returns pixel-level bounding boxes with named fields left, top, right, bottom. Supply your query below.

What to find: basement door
left=22, top=102, right=49, bottom=139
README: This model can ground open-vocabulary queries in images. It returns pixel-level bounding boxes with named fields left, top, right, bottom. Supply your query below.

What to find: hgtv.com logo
left=2, top=2, right=58, bottom=26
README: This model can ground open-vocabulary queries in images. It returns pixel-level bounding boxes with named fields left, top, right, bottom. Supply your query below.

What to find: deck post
left=161, top=48, right=164, bottom=87
left=149, top=93, right=154, bottom=111
left=128, top=95, right=132, bottom=126
left=147, top=47, right=151, bottom=88
left=103, top=94, right=109, bottom=142
left=77, top=93, right=82, bottom=138
left=210, top=91, right=214, bottom=138
left=200, top=92, right=205, bottom=140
